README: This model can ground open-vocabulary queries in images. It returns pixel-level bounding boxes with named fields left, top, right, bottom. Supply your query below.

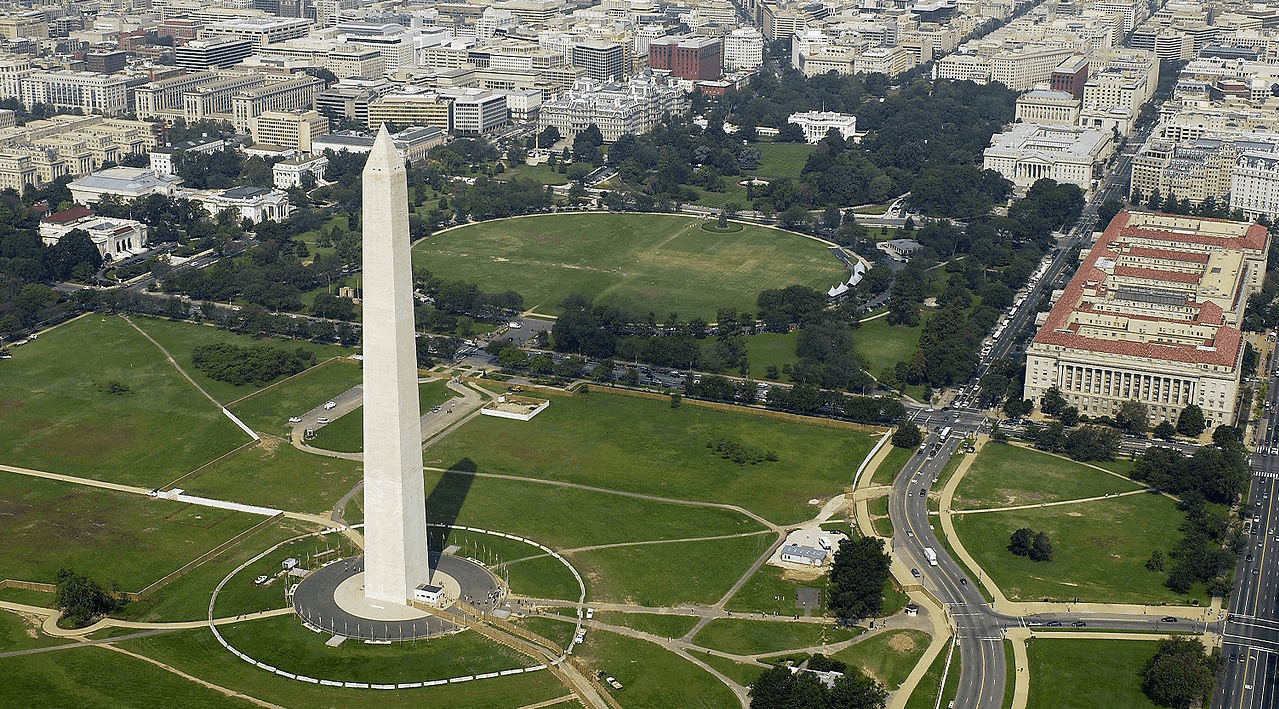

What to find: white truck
left=923, top=547, right=938, bottom=566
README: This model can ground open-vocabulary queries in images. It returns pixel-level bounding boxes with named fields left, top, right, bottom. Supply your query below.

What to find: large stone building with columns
left=1023, top=211, right=1269, bottom=430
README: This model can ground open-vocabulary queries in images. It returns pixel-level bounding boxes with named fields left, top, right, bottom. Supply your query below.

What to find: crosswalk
left=1255, top=469, right=1279, bottom=479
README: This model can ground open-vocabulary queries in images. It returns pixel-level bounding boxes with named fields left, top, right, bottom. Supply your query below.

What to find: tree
left=1008, top=527, right=1033, bottom=557
left=828, top=537, right=891, bottom=620
left=1029, top=531, right=1053, bottom=562
left=1153, top=420, right=1177, bottom=440
left=891, top=421, right=922, bottom=449
left=1212, top=425, right=1243, bottom=446
left=54, top=568, right=117, bottom=628
left=1146, top=549, right=1166, bottom=572
left=1140, top=638, right=1217, bottom=708
left=1041, top=386, right=1066, bottom=416
left=776, top=122, right=806, bottom=143
left=1116, top=400, right=1148, bottom=435
left=1097, top=198, right=1124, bottom=227
left=1176, top=404, right=1205, bottom=437
left=536, top=125, right=560, bottom=148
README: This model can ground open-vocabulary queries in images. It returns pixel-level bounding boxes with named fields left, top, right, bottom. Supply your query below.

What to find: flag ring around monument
left=206, top=524, right=587, bottom=688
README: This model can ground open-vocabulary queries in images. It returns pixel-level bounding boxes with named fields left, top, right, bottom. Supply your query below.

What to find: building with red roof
left=1023, top=210, right=1269, bottom=430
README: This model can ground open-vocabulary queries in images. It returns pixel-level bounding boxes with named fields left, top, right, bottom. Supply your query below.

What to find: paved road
left=1215, top=371, right=1279, bottom=709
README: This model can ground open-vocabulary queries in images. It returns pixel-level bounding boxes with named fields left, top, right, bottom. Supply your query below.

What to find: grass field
left=0, top=471, right=260, bottom=591
left=724, top=564, right=827, bottom=615
left=741, top=331, right=799, bottom=380
left=310, top=379, right=456, bottom=453
left=497, top=163, right=569, bottom=185
left=119, top=628, right=569, bottom=709
left=228, top=359, right=364, bottom=433
left=211, top=533, right=353, bottom=618
left=695, top=650, right=766, bottom=686
left=953, top=493, right=1193, bottom=604
left=218, top=615, right=531, bottom=684
left=0, top=609, right=71, bottom=652
left=856, top=312, right=928, bottom=376
left=425, top=389, right=877, bottom=524
left=0, top=315, right=247, bottom=486
left=570, top=534, right=773, bottom=606
left=592, top=612, right=699, bottom=638
left=870, top=445, right=912, bottom=486
left=177, top=439, right=362, bottom=514
left=953, top=445, right=1144, bottom=510
left=832, top=629, right=931, bottom=690
left=505, top=555, right=582, bottom=600
left=1025, top=638, right=1159, bottom=709
left=691, top=618, right=862, bottom=656
left=129, top=316, right=352, bottom=405
left=573, top=630, right=738, bottom=709
left=412, top=214, right=847, bottom=319
left=0, top=645, right=263, bottom=709
left=750, top=144, right=815, bottom=179
left=903, top=640, right=953, bottom=709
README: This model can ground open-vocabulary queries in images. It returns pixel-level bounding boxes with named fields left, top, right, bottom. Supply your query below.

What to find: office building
left=252, top=109, right=329, bottom=152
left=572, top=40, right=626, bottom=82
left=175, top=37, right=255, bottom=70
left=983, top=123, right=1113, bottom=192
left=648, top=35, right=722, bottom=80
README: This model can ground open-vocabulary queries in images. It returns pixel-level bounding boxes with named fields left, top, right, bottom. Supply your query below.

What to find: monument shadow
left=425, top=457, right=477, bottom=569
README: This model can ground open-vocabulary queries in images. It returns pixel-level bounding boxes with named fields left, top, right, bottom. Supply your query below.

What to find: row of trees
left=749, top=661, right=886, bottom=709
left=1007, top=528, right=1053, bottom=562
left=191, top=343, right=316, bottom=386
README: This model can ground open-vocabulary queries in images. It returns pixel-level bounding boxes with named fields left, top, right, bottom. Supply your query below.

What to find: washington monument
left=361, top=126, right=429, bottom=605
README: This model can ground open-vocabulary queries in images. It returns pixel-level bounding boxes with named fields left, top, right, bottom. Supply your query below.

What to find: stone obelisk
left=361, top=126, right=429, bottom=605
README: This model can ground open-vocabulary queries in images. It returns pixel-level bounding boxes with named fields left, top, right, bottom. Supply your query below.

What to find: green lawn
left=497, top=163, right=569, bottom=185
left=831, top=629, right=931, bottom=690
left=570, top=534, right=773, bottom=607
left=592, top=612, right=699, bottom=638
left=0, top=609, right=71, bottom=652
left=411, top=213, right=847, bottom=320
left=0, top=471, right=259, bottom=591
left=870, top=445, right=912, bottom=486
left=750, top=144, right=815, bottom=179
left=425, top=389, right=877, bottom=524
left=229, top=359, right=364, bottom=433
left=0, top=315, right=247, bottom=486
left=741, top=331, right=799, bottom=380
left=856, top=312, right=928, bottom=376
left=1025, top=638, right=1160, bottom=709
left=952, top=493, right=1194, bottom=604
left=725, top=564, right=827, bottom=615
left=119, top=628, right=569, bottom=709
left=953, top=445, right=1144, bottom=510
left=574, top=630, right=738, bottom=709
left=177, top=439, right=362, bottom=515
left=512, top=615, right=576, bottom=649
left=0, top=645, right=263, bottom=709
left=691, top=619, right=862, bottom=656
left=129, top=316, right=352, bottom=405
left=868, top=495, right=890, bottom=517
left=217, top=615, right=531, bottom=684
left=310, top=379, right=456, bottom=453
left=210, top=533, right=353, bottom=618
left=903, top=641, right=953, bottom=709
left=695, top=650, right=766, bottom=686
left=505, top=554, right=582, bottom=600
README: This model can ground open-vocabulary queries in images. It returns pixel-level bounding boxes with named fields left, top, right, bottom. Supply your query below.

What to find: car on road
left=431, top=406, right=442, bottom=413
left=1247, top=554, right=1254, bottom=563
left=1046, top=620, right=1062, bottom=627
left=1160, top=616, right=1178, bottom=623
left=919, top=488, right=927, bottom=497
left=1026, top=621, right=1043, bottom=627
left=288, top=417, right=302, bottom=424
left=317, top=417, right=330, bottom=424
left=911, top=568, right=921, bottom=578
left=1071, top=621, right=1086, bottom=628
left=1254, top=568, right=1260, bottom=575
left=324, top=401, right=337, bottom=410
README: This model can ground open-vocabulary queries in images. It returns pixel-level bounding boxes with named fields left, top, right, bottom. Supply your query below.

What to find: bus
left=939, top=427, right=953, bottom=441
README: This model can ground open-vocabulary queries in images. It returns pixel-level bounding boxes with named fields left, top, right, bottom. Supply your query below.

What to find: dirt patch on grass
left=38, top=422, right=138, bottom=459
left=887, top=632, right=918, bottom=654
left=0, top=398, right=25, bottom=417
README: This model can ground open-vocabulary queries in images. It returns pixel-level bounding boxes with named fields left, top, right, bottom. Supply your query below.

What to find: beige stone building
left=1023, top=211, right=1269, bottom=429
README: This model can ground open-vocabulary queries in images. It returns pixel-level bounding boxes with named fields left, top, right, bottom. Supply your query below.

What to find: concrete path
left=952, top=488, right=1149, bottom=515
left=100, top=643, right=290, bottom=709
left=0, top=463, right=151, bottom=496
left=122, top=315, right=221, bottom=408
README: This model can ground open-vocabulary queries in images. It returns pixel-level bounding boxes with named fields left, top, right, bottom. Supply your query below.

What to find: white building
left=779, top=544, right=827, bottom=566
left=538, top=75, right=685, bottom=143
left=983, top=123, right=1113, bottom=192
left=149, top=136, right=231, bottom=175
left=1015, top=89, right=1081, bottom=126
left=446, top=90, right=510, bottom=134
left=20, top=70, right=130, bottom=115
left=185, top=185, right=291, bottom=223
left=39, top=206, right=147, bottom=259
left=787, top=111, right=857, bottom=144
left=1232, top=151, right=1279, bottom=221
left=273, top=155, right=328, bottom=189
left=68, top=167, right=183, bottom=206
left=724, top=27, right=764, bottom=72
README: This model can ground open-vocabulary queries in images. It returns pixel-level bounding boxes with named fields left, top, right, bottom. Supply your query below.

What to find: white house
left=39, top=205, right=147, bottom=259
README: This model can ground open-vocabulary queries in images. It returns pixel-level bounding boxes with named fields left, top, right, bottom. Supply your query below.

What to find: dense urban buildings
left=1023, top=211, right=1270, bottom=430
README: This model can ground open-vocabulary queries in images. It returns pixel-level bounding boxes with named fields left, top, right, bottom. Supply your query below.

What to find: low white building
left=787, top=111, right=858, bottom=144
left=185, top=185, right=290, bottom=223
left=983, top=123, right=1113, bottom=192
left=39, top=206, right=147, bottom=259
left=68, top=167, right=182, bottom=206
left=779, top=544, right=827, bottom=566
left=273, top=155, right=328, bottom=189
left=149, top=136, right=232, bottom=175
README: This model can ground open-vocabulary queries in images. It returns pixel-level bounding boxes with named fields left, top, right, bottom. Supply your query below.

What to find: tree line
left=191, top=342, right=316, bottom=386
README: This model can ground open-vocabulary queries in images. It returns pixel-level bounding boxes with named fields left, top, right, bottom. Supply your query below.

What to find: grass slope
left=953, top=444, right=1142, bottom=510
left=691, top=618, right=862, bottom=656
left=177, top=439, right=362, bottom=514
left=1025, top=638, right=1160, bottom=709
left=831, top=629, right=931, bottom=690
left=412, top=214, right=846, bottom=319
left=570, top=534, right=773, bottom=607
left=573, top=630, right=738, bottom=709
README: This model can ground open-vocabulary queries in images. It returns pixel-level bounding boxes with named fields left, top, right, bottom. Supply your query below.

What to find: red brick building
left=1050, top=54, right=1089, bottom=99
left=648, top=36, right=722, bottom=80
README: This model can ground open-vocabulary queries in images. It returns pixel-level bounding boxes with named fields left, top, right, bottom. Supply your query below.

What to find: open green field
left=750, top=144, right=815, bottom=179
left=0, top=315, right=247, bottom=486
left=0, top=645, right=263, bottom=709
left=952, top=493, right=1191, bottom=604
left=574, top=630, right=738, bottom=709
left=856, top=312, right=928, bottom=376
left=505, top=554, right=582, bottom=600
left=691, top=618, right=862, bottom=656
left=129, top=316, right=352, bottom=405
left=696, top=651, right=766, bottom=686
left=570, top=534, right=773, bottom=606
left=218, top=615, right=530, bottom=684
left=425, top=389, right=877, bottom=524
left=1025, top=638, right=1160, bottom=709
left=119, top=628, right=569, bottom=709
left=592, top=612, right=699, bottom=638
left=412, top=214, right=847, bottom=319
left=229, top=359, right=364, bottom=433
left=310, top=379, right=456, bottom=453
left=870, top=445, right=911, bottom=486
left=178, top=440, right=362, bottom=514
left=740, top=331, right=799, bottom=380
left=211, top=533, right=353, bottom=618
left=498, top=163, right=569, bottom=185
left=832, top=629, right=931, bottom=690
left=953, top=444, right=1144, bottom=511
left=0, top=609, right=71, bottom=652
left=724, top=564, right=826, bottom=615
left=0, top=471, right=259, bottom=591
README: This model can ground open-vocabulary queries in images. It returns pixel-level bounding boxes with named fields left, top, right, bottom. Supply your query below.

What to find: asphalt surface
left=1215, top=374, right=1279, bottom=709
